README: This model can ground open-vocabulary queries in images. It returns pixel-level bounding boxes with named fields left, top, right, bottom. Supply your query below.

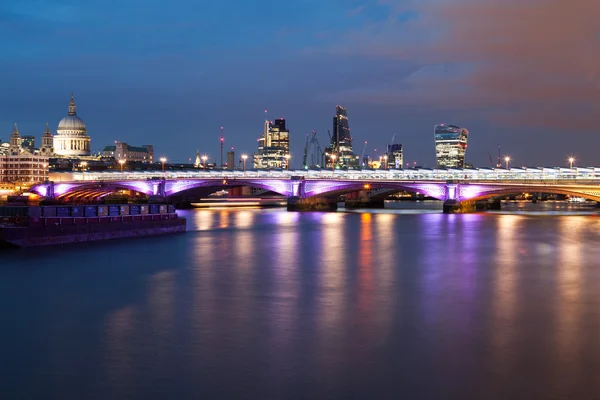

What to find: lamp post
left=504, top=156, right=510, bottom=170
left=42, top=162, right=47, bottom=181
left=80, top=161, right=88, bottom=180
left=241, top=154, right=248, bottom=176
left=568, top=157, right=575, bottom=169
left=284, top=154, right=290, bottom=171
left=330, top=154, right=337, bottom=175
left=118, top=159, right=125, bottom=173
left=383, top=155, right=388, bottom=170
left=160, top=157, right=166, bottom=178
left=201, top=155, right=208, bottom=170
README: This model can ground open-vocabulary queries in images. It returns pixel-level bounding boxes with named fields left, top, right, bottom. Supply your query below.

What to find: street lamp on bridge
left=284, top=154, right=291, bottom=170
left=160, top=157, right=167, bottom=178
left=241, top=154, right=248, bottom=176
left=504, top=156, right=510, bottom=170
left=383, top=155, right=388, bottom=170
left=80, top=161, right=88, bottom=180
left=201, top=155, right=208, bottom=170
left=330, top=154, right=337, bottom=175
left=118, top=159, right=125, bottom=173
left=569, top=157, right=575, bottom=169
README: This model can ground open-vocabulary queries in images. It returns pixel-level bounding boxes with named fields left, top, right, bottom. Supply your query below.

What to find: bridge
left=28, top=167, right=600, bottom=212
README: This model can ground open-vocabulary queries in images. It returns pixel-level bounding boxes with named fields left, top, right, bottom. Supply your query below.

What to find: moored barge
left=0, top=204, right=186, bottom=248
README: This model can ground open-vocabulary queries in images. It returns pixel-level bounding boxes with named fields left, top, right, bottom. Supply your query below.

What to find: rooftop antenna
left=220, top=126, right=224, bottom=168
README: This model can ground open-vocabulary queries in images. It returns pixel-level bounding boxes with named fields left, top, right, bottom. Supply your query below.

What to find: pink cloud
left=315, top=0, right=600, bottom=131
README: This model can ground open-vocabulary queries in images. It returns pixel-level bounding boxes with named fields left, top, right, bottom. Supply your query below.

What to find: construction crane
left=302, top=133, right=310, bottom=169
left=303, top=131, right=325, bottom=169
left=360, top=141, right=368, bottom=167
left=496, top=145, right=501, bottom=168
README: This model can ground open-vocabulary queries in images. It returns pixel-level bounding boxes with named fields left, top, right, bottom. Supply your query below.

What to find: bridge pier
left=343, top=190, right=384, bottom=209
left=287, top=197, right=337, bottom=212
left=443, top=200, right=475, bottom=213
left=344, top=199, right=385, bottom=209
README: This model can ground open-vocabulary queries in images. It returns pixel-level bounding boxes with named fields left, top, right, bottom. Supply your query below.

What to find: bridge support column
left=443, top=182, right=477, bottom=213
left=46, top=181, right=55, bottom=199
left=476, top=198, right=501, bottom=210
left=287, top=197, right=337, bottom=212
left=443, top=200, right=476, bottom=213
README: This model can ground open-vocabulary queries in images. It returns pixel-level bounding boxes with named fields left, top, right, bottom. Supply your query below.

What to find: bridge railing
left=53, top=168, right=600, bottom=183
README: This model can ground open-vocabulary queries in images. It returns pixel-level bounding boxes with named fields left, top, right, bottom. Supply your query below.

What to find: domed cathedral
left=53, top=94, right=91, bottom=157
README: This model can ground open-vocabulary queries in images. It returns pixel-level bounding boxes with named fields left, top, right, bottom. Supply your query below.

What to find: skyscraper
left=325, top=105, right=358, bottom=168
left=386, top=144, right=403, bottom=169
left=253, top=118, right=290, bottom=169
left=227, top=149, right=235, bottom=170
left=434, top=124, right=469, bottom=168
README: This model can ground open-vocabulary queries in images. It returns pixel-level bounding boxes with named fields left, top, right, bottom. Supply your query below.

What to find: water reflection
left=8, top=208, right=600, bottom=399
left=490, top=215, right=520, bottom=377
left=554, top=217, right=584, bottom=393
left=103, top=306, right=137, bottom=397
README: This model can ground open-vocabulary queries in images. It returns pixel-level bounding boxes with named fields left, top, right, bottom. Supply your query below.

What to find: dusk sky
left=2, top=0, right=599, bottom=168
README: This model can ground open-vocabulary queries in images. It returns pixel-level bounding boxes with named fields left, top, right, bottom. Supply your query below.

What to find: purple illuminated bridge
left=28, top=176, right=600, bottom=206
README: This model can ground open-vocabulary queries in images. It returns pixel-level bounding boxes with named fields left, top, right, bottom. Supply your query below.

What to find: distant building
left=102, top=142, right=154, bottom=163
left=386, top=143, right=403, bottom=169
left=253, top=118, right=290, bottom=169
left=434, top=124, right=469, bottom=168
left=54, top=94, right=91, bottom=157
left=227, top=150, right=235, bottom=170
left=21, top=135, right=35, bottom=152
left=0, top=124, right=48, bottom=184
left=325, top=105, right=358, bottom=168
left=39, top=123, right=54, bottom=157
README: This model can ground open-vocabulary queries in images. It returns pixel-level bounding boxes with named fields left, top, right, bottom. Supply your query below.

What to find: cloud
left=315, top=0, right=600, bottom=131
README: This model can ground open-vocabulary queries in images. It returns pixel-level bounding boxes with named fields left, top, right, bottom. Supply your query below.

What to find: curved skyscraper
left=434, top=124, right=469, bottom=168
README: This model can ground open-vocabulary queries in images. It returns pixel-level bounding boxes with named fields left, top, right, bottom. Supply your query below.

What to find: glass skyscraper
left=434, top=124, right=469, bottom=168
left=325, top=105, right=358, bottom=168
left=253, top=118, right=290, bottom=169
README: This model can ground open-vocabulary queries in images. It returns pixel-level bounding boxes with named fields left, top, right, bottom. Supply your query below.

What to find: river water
left=3, top=204, right=600, bottom=399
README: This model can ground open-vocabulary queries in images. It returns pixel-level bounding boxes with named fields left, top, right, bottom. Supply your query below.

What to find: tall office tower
left=434, top=124, right=469, bottom=168
left=386, top=143, right=403, bottom=169
left=253, top=118, right=290, bottom=169
left=325, top=105, right=358, bottom=168
left=227, top=149, right=235, bottom=170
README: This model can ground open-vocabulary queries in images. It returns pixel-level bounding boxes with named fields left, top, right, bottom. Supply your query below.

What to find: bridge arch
left=459, top=184, right=600, bottom=203
left=165, top=179, right=293, bottom=197
left=302, top=180, right=447, bottom=200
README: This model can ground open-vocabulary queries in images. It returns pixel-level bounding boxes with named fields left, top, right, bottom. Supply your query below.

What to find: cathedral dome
left=56, top=94, right=87, bottom=134
left=53, top=94, right=91, bottom=157
left=58, top=115, right=87, bottom=132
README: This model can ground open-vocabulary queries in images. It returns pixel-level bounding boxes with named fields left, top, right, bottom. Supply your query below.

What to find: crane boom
left=302, top=133, right=310, bottom=169
left=360, top=141, right=368, bottom=167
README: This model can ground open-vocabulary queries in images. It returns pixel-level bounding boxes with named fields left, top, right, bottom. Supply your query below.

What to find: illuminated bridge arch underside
left=302, top=181, right=447, bottom=199
left=459, top=184, right=600, bottom=203
left=29, top=181, right=157, bottom=199
left=164, top=179, right=294, bottom=197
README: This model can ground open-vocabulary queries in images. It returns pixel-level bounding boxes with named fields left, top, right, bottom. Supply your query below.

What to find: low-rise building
left=102, top=142, right=154, bottom=163
left=0, top=124, right=49, bottom=185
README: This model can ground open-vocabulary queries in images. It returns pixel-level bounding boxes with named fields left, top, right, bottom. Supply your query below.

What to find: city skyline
left=2, top=0, right=598, bottom=168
